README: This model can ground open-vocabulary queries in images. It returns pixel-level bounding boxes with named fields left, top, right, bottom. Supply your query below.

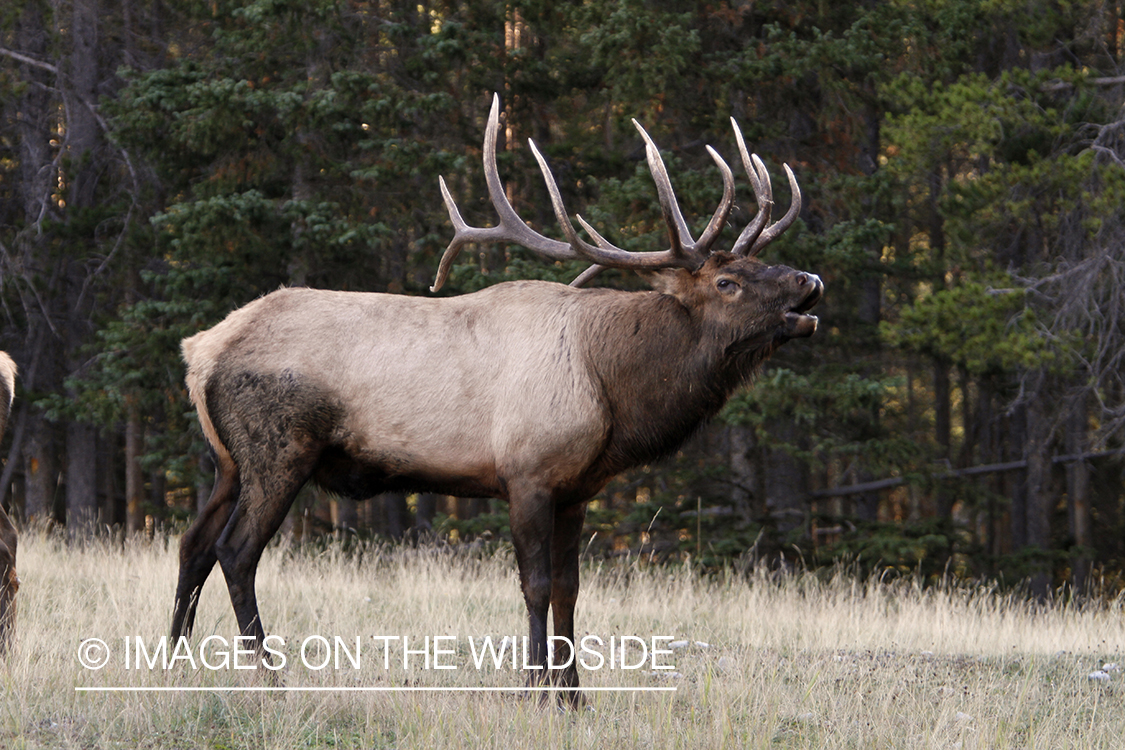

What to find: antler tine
left=738, top=155, right=774, bottom=255
left=731, top=155, right=773, bottom=256
left=746, top=164, right=801, bottom=257
left=564, top=215, right=623, bottom=287
left=527, top=139, right=586, bottom=253
left=632, top=121, right=692, bottom=259
left=431, top=177, right=474, bottom=292
left=730, top=118, right=764, bottom=194
left=729, top=119, right=772, bottom=257
left=431, top=94, right=575, bottom=292
left=569, top=264, right=607, bottom=287
left=694, top=145, right=737, bottom=254
left=568, top=147, right=732, bottom=287
left=527, top=138, right=699, bottom=273
left=726, top=116, right=803, bottom=258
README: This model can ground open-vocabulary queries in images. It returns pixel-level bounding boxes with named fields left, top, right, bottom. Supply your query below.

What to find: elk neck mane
left=576, top=286, right=777, bottom=473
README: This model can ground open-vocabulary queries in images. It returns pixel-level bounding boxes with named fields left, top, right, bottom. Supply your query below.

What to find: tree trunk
left=100, top=427, right=120, bottom=527
left=66, top=0, right=102, bottom=210
left=1007, top=402, right=1027, bottom=551
left=384, top=492, right=409, bottom=539
left=125, top=409, right=145, bottom=534
left=23, top=417, right=57, bottom=523
left=456, top=497, right=484, bottom=522
left=853, top=471, right=880, bottom=523
left=334, top=496, right=358, bottom=532
left=933, top=357, right=953, bottom=518
left=728, top=425, right=759, bottom=523
left=927, top=156, right=954, bottom=523
left=977, top=380, right=1000, bottom=563
left=14, top=0, right=53, bottom=225
left=61, top=0, right=103, bottom=541
left=66, top=421, right=98, bottom=539
left=1065, top=391, right=1090, bottom=591
left=414, top=493, right=437, bottom=532
left=764, top=418, right=807, bottom=535
left=149, top=467, right=165, bottom=527
left=1024, top=390, right=1052, bottom=599
left=13, top=1, right=59, bottom=526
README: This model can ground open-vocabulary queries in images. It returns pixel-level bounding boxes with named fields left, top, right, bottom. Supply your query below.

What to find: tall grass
left=1, top=528, right=1123, bottom=748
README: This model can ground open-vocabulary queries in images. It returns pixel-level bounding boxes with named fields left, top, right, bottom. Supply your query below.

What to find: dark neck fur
left=579, top=290, right=776, bottom=475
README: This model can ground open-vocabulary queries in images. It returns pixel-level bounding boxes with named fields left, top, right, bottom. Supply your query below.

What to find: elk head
left=431, top=95, right=822, bottom=349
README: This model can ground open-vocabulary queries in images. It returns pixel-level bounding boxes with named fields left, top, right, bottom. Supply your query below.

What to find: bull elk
left=172, top=96, right=823, bottom=705
left=0, top=352, right=17, bottom=653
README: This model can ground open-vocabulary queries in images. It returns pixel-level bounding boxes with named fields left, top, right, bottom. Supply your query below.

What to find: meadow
left=1, top=528, right=1123, bottom=749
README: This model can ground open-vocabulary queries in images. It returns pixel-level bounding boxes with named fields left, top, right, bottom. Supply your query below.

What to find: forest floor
left=1, top=529, right=1123, bottom=749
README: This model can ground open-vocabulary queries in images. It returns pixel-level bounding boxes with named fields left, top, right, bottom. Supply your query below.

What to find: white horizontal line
left=75, top=686, right=677, bottom=693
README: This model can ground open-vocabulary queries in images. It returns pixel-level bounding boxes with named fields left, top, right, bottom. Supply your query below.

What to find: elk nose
left=797, top=272, right=823, bottom=293
left=792, top=272, right=824, bottom=312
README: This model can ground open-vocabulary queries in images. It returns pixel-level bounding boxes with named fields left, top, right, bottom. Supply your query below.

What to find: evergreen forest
left=2, top=0, right=1125, bottom=597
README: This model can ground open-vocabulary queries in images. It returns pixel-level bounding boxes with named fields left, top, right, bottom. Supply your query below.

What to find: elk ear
left=642, top=267, right=694, bottom=295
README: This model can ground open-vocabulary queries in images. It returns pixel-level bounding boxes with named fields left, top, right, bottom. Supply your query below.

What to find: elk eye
left=716, top=278, right=736, bottom=291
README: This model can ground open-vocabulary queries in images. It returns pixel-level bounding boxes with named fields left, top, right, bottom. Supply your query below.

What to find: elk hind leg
left=215, top=443, right=319, bottom=649
left=172, top=454, right=238, bottom=640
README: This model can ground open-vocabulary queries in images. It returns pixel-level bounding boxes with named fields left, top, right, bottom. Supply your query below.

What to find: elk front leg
left=508, top=486, right=554, bottom=691
left=550, top=501, right=587, bottom=708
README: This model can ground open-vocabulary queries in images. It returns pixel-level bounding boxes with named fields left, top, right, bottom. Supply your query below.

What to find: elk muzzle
left=783, top=272, right=824, bottom=338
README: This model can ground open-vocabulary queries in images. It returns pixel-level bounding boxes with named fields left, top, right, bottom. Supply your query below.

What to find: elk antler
left=432, top=95, right=802, bottom=292
left=729, top=117, right=802, bottom=258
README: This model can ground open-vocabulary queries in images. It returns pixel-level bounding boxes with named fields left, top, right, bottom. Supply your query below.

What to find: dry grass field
left=1, top=528, right=1123, bottom=749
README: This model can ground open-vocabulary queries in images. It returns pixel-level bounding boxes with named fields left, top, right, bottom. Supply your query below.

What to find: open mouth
left=782, top=277, right=823, bottom=338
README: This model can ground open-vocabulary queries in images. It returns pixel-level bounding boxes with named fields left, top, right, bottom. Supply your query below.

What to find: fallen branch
left=811, top=449, right=1125, bottom=499
left=1042, top=75, right=1125, bottom=92
left=0, top=46, right=58, bottom=75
